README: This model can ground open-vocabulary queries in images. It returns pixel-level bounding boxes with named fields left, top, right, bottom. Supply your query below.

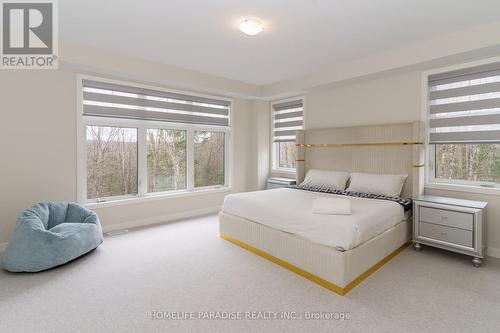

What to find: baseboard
left=101, top=205, right=221, bottom=234
left=0, top=242, right=7, bottom=253
left=486, top=246, right=500, bottom=259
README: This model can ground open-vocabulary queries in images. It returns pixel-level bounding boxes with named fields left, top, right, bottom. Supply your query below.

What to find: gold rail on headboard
left=296, top=141, right=423, bottom=148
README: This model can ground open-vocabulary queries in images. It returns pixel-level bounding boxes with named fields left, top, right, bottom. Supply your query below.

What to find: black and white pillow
left=292, top=184, right=412, bottom=212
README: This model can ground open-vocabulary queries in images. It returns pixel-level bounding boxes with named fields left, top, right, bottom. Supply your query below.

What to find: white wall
left=0, top=70, right=77, bottom=244
left=305, top=71, right=422, bottom=129
left=0, top=68, right=259, bottom=245
left=250, top=100, right=271, bottom=191
left=61, top=44, right=262, bottom=99
left=300, top=69, right=500, bottom=254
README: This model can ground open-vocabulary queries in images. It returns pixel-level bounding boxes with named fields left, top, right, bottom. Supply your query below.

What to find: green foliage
left=194, top=131, right=225, bottom=187
left=86, top=126, right=225, bottom=200
left=435, top=144, right=500, bottom=183
left=86, top=126, right=138, bottom=199
left=147, top=129, right=186, bottom=192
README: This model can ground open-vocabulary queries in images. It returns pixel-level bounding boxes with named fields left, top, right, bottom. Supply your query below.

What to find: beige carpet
left=1, top=214, right=500, bottom=333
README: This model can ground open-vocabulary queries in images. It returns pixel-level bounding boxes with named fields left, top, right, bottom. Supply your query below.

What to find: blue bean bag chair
left=2, top=202, right=103, bottom=272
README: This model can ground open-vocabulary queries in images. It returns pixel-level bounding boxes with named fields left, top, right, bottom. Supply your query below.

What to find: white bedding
left=221, top=188, right=406, bottom=251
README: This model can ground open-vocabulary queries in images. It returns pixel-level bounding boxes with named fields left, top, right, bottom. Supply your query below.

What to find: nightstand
left=413, top=195, right=487, bottom=267
left=267, top=177, right=296, bottom=189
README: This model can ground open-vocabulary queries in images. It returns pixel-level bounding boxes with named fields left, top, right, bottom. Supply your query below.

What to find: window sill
left=84, top=187, right=232, bottom=209
left=425, top=182, right=500, bottom=196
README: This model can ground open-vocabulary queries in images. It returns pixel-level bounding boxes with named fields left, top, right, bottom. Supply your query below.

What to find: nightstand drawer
left=413, top=195, right=487, bottom=266
left=419, top=222, right=473, bottom=248
left=419, top=206, right=473, bottom=230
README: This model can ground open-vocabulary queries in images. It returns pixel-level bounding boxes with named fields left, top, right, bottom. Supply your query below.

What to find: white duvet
left=222, top=188, right=406, bottom=251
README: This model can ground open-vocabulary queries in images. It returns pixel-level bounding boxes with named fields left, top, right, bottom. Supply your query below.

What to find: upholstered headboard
left=295, top=121, right=425, bottom=198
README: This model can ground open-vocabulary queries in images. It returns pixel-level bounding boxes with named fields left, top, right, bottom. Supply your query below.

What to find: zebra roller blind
left=428, top=62, right=500, bottom=144
left=272, top=99, right=304, bottom=143
left=82, top=80, right=230, bottom=126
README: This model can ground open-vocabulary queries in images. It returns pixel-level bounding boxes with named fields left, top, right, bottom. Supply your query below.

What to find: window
left=194, top=131, right=225, bottom=187
left=271, top=99, right=304, bottom=171
left=147, top=129, right=186, bottom=193
left=278, top=141, right=297, bottom=169
left=433, top=143, right=500, bottom=183
left=79, top=77, right=231, bottom=203
left=427, top=62, right=500, bottom=188
left=86, top=126, right=138, bottom=199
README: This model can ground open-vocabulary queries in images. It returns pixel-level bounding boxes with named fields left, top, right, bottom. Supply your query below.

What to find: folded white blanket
left=312, top=196, right=352, bottom=215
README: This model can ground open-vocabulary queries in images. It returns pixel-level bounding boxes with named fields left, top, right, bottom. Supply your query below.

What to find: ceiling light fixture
left=238, top=18, right=264, bottom=36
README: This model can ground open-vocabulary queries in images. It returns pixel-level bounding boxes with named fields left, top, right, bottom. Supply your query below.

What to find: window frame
left=422, top=57, right=500, bottom=196
left=270, top=96, right=305, bottom=175
left=77, top=74, right=233, bottom=205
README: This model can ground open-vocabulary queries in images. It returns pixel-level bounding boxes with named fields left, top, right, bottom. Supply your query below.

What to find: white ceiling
left=61, top=0, right=500, bottom=86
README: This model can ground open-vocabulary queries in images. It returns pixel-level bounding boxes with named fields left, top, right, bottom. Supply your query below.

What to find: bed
left=220, top=122, right=425, bottom=295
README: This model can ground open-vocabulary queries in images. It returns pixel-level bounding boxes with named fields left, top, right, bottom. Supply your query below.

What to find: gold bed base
left=220, top=233, right=409, bottom=296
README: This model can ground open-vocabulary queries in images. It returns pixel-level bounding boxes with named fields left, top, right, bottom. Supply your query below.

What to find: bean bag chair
left=2, top=202, right=103, bottom=272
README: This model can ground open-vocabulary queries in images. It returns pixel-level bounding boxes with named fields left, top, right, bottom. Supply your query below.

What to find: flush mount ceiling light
left=238, top=18, right=264, bottom=36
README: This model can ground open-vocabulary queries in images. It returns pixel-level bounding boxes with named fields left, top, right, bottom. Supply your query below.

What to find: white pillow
left=312, top=196, right=352, bottom=215
left=346, top=172, right=408, bottom=197
left=301, top=169, right=350, bottom=190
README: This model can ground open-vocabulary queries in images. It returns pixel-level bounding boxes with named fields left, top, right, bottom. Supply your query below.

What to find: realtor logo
left=1, top=0, right=58, bottom=69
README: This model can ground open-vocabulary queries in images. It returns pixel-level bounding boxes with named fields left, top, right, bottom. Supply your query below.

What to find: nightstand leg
left=413, top=242, right=422, bottom=252
left=472, top=257, right=483, bottom=267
